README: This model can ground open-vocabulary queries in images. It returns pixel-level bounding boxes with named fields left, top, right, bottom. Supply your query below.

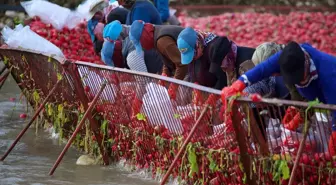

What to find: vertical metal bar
left=0, top=79, right=62, bottom=161
left=288, top=121, right=311, bottom=185
left=48, top=82, right=107, bottom=176
left=160, top=105, right=209, bottom=185
left=231, top=104, right=257, bottom=185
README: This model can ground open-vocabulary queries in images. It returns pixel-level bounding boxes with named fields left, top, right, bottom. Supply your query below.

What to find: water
left=0, top=65, right=158, bottom=185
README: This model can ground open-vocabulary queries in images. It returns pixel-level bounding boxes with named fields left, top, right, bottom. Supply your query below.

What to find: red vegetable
left=19, top=113, right=27, bottom=119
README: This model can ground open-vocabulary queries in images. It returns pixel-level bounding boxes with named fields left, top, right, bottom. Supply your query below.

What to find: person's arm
left=238, top=51, right=282, bottom=87
left=155, top=0, right=169, bottom=22
left=101, top=41, right=115, bottom=67
left=156, top=36, right=187, bottom=80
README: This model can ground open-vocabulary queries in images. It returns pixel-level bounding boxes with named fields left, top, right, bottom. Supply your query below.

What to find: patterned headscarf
left=252, top=42, right=284, bottom=66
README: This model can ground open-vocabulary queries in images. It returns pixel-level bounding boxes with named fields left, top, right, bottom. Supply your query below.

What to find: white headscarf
left=252, top=42, right=284, bottom=66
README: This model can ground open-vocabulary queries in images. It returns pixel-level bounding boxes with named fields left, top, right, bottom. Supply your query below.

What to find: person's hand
left=328, top=132, right=336, bottom=157
left=158, top=73, right=168, bottom=87
left=168, top=83, right=179, bottom=101
left=221, top=80, right=246, bottom=110
left=282, top=106, right=302, bottom=131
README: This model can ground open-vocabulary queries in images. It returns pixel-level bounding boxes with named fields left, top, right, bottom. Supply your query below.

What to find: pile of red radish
left=179, top=12, right=336, bottom=56
left=28, top=17, right=103, bottom=64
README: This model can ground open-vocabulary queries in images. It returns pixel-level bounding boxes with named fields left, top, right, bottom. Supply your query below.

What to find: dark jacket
left=126, top=0, right=162, bottom=25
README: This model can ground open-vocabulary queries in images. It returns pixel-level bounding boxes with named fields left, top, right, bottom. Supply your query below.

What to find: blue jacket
left=126, top=0, right=163, bottom=25
left=153, top=0, right=169, bottom=22
left=238, top=43, right=336, bottom=131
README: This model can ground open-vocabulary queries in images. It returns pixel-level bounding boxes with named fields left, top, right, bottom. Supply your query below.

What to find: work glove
left=282, top=106, right=303, bottom=131
left=329, top=132, right=336, bottom=157
left=221, top=80, right=246, bottom=110
left=158, top=73, right=168, bottom=87
left=168, top=83, right=179, bottom=101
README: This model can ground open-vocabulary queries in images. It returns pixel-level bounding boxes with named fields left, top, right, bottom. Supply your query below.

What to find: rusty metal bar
left=160, top=105, right=209, bottom=185
left=0, top=79, right=62, bottom=161
left=0, top=70, right=10, bottom=90
left=231, top=104, right=257, bottom=185
left=63, top=61, right=109, bottom=165
left=48, top=82, right=107, bottom=176
left=248, top=108, right=270, bottom=156
left=288, top=121, right=311, bottom=185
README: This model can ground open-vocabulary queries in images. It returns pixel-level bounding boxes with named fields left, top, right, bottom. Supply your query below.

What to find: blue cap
left=103, top=20, right=122, bottom=41
left=177, top=27, right=197, bottom=65
left=129, top=20, right=145, bottom=54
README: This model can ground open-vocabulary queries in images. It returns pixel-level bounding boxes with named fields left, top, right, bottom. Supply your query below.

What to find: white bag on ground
left=2, top=25, right=64, bottom=57
left=142, top=83, right=183, bottom=134
left=21, top=0, right=84, bottom=30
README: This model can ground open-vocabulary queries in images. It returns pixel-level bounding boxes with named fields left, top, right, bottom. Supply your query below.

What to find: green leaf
left=101, top=119, right=108, bottom=135
left=47, top=103, right=53, bottom=116
left=3, top=56, right=9, bottom=65
left=174, top=114, right=181, bottom=119
left=57, top=73, right=63, bottom=81
left=207, top=150, right=219, bottom=172
left=33, top=90, right=40, bottom=103
left=280, top=161, right=290, bottom=180
left=136, top=113, right=146, bottom=121
left=187, top=144, right=198, bottom=178
left=20, top=73, right=24, bottom=79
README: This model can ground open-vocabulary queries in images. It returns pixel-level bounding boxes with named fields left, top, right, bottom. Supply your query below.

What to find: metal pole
left=0, top=70, right=10, bottom=89
left=0, top=79, right=62, bottom=161
left=288, top=122, right=311, bottom=185
left=160, top=105, right=209, bottom=185
left=48, top=82, right=107, bottom=176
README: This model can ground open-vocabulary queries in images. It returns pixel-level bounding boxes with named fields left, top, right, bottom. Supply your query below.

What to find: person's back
left=125, top=0, right=162, bottom=25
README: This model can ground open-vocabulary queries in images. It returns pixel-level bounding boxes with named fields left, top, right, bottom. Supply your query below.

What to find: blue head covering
left=87, top=19, right=99, bottom=42
left=101, top=41, right=115, bottom=67
left=177, top=27, right=197, bottom=65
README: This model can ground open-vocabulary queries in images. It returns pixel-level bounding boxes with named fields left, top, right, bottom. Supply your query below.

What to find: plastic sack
left=313, top=112, right=332, bottom=153
left=78, top=69, right=117, bottom=103
left=142, top=83, right=183, bottom=134
left=21, top=0, right=84, bottom=30
left=2, top=25, right=64, bottom=57
left=280, top=127, right=317, bottom=154
left=266, top=118, right=282, bottom=140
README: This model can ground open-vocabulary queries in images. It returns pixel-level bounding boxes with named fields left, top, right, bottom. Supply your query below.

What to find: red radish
left=19, top=113, right=27, bottom=119
left=84, top=86, right=90, bottom=93
left=9, top=97, right=16, bottom=102
left=250, top=93, right=262, bottom=102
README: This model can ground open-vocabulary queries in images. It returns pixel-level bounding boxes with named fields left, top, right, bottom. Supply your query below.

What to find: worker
left=101, top=20, right=163, bottom=73
left=150, top=0, right=169, bottom=23
left=221, top=41, right=336, bottom=156
left=177, top=27, right=255, bottom=89
left=177, top=27, right=226, bottom=90
left=114, top=0, right=162, bottom=25
left=129, top=20, right=186, bottom=100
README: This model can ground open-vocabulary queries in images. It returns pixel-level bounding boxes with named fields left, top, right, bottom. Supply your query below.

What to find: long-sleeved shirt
left=126, top=0, right=162, bottom=25
left=156, top=36, right=187, bottom=80
left=238, top=43, right=336, bottom=131
left=152, top=0, right=169, bottom=22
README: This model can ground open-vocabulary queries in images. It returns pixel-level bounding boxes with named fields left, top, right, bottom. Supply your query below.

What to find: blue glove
left=101, top=41, right=115, bottom=67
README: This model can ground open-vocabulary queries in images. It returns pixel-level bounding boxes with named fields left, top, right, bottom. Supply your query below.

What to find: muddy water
left=0, top=67, right=158, bottom=185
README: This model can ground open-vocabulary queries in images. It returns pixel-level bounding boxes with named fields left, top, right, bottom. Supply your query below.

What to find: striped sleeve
left=126, top=50, right=148, bottom=72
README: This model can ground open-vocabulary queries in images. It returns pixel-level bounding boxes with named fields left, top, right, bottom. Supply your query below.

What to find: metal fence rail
left=0, top=48, right=335, bottom=184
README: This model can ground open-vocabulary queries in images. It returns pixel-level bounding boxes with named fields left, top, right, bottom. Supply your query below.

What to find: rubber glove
left=221, top=80, right=246, bottom=110
left=168, top=83, right=179, bottom=101
left=282, top=106, right=303, bottom=131
left=329, top=132, right=336, bottom=157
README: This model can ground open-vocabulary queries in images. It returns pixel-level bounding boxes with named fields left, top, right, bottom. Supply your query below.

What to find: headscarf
left=87, top=19, right=99, bottom=42
left=94, top=22, right=105, bottom=41
left=194, top=30, right=217, bottom=60
left=252, top=42, right=284, bottom=66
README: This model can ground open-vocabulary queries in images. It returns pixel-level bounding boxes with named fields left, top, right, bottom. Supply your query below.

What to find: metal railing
left=0, top=47, right=335, bottom=184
